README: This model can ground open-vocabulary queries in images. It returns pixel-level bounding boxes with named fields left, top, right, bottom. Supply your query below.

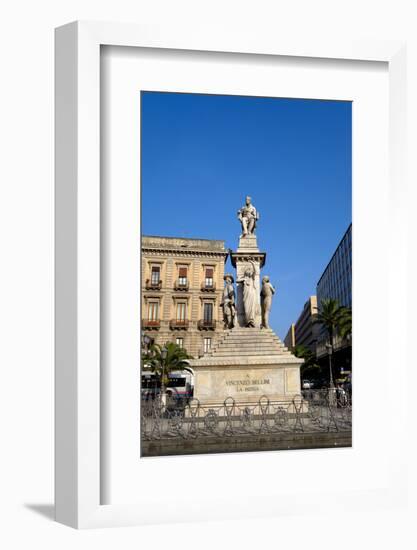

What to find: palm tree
left=142, top=341, right=193, bottom=400
left=338, top=308, right=352, bottom=341
left=315, top=298, right=350, bottom=349
left=293, top=344, right=321, bottom=382
left=315, top=298, right=352, bottom=385
left=293, top=344, right=315, bottom=365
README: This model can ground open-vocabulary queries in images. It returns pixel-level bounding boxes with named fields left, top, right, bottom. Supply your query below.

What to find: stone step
left=211, top=342, right=286, bottom=350
left=222, top=334, right=282, bottom=341
left=212, top=348, right=291, bottom=357
left=212, top=338, right=286, bottom=346
left=206, top=349, right=292, bottom=358
left=206, top=327, right=292, bottom=359
left=219, top=340, right=286, bottom=348
left=214, top=343, right=286, bottom=350
left=211, top=337, right=288, bottom=347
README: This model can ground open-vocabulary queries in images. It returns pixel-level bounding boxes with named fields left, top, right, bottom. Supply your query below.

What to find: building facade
left=284, top=296, right=318, bottom=354
left=316, top=224, right=352, bottom=361
left=141, top=235, right=228, bottom=358
left=294, top=296, right=319, bottom=353
left=284, top=323, right=295, bottom=350
left=316, top=224, right=352, bottom=309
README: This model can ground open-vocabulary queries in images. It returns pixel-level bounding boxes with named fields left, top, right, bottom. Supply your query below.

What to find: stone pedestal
left=191, top=327, right=303, bottom=405
left=230, top=234, right=266, bottom=329
left=194, top=364, right=302, bottom=405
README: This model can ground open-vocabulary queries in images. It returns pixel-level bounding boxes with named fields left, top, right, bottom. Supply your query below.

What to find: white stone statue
left=260, top=276, right=275, bottom=329
left=220, top=274, right=236, bottom=329
left=237, top=196, right=259, bottom=237
left=236, top=262, right=257, bottom=327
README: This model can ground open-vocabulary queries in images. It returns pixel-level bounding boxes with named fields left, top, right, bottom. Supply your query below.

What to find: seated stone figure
left=237, top=196, right=259, bottom=237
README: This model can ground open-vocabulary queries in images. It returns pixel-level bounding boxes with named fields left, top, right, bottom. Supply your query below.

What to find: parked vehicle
left=141, top=370, right=194, bottom=403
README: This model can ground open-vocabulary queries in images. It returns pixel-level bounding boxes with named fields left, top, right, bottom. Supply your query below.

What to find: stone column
left=230, top=235, right=266, bottom=329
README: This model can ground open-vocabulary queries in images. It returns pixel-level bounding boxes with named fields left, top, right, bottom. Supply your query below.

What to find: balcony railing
left=142, top=319, right=160, bottom=330
left=197, top=319, right=216, bottom=330
left=174, top=280, right=189, bottom=291
left=201, top=281, right=216, bottom=292
left=169, top=319, right=189, bottom=330
left=145, top=279, right=162, bottom=290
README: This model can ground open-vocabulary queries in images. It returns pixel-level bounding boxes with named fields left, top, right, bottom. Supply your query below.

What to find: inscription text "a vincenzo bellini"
left=226, top=379, right=270, bottom=392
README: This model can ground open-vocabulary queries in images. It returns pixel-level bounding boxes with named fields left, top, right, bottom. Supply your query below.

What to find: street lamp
left=325, top=342, right=335, bottom=393
left=160, top=346, right=168, bottom=406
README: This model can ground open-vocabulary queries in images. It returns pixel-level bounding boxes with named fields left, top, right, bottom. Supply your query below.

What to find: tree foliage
left=142, top=341, right=193, bottom=387
left=315, top=298, right=352, bottom=348
left=293, top=344, right=321, bottom=380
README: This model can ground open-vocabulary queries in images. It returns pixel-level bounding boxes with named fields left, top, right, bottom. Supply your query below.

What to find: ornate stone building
left=141, top=235, right=228, bottom=357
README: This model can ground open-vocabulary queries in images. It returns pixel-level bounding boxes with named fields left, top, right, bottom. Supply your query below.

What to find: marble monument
left=190, top=197, right=303, bottom=405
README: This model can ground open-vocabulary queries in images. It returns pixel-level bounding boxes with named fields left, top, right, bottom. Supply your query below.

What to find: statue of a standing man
left=260, top=276, right=275, bottom=329
left=237, top=196, right=259, bottom=237
left=221, top=274, right=236, bottom=329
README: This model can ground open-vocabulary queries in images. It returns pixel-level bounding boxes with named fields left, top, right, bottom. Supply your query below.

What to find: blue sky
left=141, top=91, right=351, bottom=339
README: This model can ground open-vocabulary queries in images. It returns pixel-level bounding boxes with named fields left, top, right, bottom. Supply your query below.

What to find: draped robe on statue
left=238, top=266, right=257, bottom=327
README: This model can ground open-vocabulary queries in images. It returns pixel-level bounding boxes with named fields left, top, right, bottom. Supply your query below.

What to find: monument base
left=190, top=327, right=304, bottom=405
left=193, top=364, right=302, bottom=405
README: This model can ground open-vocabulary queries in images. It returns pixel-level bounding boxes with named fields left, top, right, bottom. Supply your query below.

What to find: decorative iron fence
left=141, top=389, right=352, bottom=441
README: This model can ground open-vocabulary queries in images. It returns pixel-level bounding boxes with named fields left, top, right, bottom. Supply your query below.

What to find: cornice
left=230, top=251, right=266, bottom=268
left=190, top=355, right=303, bottom=367
left=142, top=247, right=229, bottom=259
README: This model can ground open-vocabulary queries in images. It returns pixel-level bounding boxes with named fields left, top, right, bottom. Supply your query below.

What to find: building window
left=151, top=265, right=160, bottom=285
left=203, top=337, right=212, bottom=353
left=176, top=302, right=187, bottom=321
left=148, top=302, right=159, bottom=321
left=178, top=267, right=188, bottom=286
left=176, top=337, right=184, bottom=349
left=205, top=267, right=214, bottom=288
left=203, top=302, right=213, bottom=323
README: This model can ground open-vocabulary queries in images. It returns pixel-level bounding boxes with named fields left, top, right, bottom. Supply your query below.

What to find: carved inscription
left=226, top=378, right=270, bottom=393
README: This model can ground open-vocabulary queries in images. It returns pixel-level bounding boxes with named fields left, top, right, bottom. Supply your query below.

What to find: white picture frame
left=55, top=21, right=407, bottom=529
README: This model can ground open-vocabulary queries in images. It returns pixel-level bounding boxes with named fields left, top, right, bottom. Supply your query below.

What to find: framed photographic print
left=139, top=90, right=353, bottom=458
left=55, top=21, right=408, bottom=528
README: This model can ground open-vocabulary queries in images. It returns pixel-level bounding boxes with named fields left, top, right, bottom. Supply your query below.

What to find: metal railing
left=197, top=319, right=216, bottom=330
left=141, top=389, right=352, bottom=441
left=141, top=319, right=160, bottom=330
left=200, top=281, right=216, bottom=292
left=169, top=319, right=189, bottom=330
left=174, top=280, right=189, bottom=291
left=144, top=279, right=163, bottom=290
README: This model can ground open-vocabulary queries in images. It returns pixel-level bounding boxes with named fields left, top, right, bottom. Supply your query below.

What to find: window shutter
left=204, top=302, right=213, bottom=321
left=205, top=267, right=214, bottom=278
left=179, top=267, right=187, bottom=277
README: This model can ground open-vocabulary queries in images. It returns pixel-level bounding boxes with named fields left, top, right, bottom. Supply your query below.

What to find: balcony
left=197, top=319, right=216, bottom=331
left=174, top=280, right=189, bottom=291
left=142, top=319, right=160, bottom=330
left=145, top=279, right=162, bottom=291
left=145, top=279, right=162, bottom=290
left=201, top=281, right=216, bottom=292
left=169, top=319, right=189, bottom=330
